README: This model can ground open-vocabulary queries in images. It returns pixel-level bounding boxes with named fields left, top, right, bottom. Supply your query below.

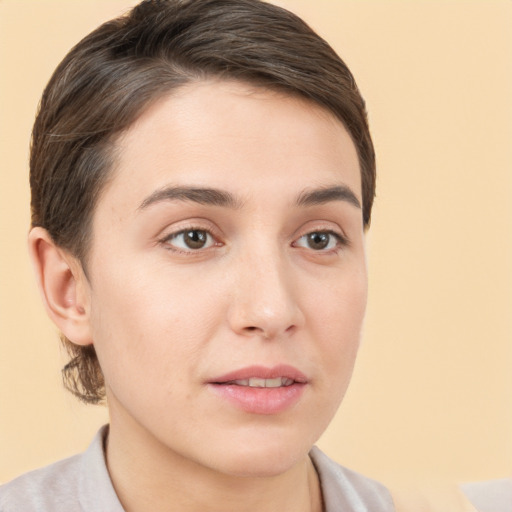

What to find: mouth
left=220, top=377, right=295, bottom=388
left=209, top=364, right=308, bottom=386
left=208, top=365, right=308, bottom=415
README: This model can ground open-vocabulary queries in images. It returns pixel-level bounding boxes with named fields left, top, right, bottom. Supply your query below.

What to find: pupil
left=308, top=232, right=329, bottom=250
left=185, top=230, right=206, bottom=249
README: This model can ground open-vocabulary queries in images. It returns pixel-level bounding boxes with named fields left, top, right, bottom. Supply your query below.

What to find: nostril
left=243, top=326, right=269, bottom=338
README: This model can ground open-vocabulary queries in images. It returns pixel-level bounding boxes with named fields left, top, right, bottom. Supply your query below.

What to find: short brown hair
left=30, top=0, right=376, bottom=404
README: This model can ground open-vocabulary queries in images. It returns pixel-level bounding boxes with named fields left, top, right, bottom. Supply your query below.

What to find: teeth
left=232, top=377, right=294, bottom=388
left=259, top=377, right=280, bottom=388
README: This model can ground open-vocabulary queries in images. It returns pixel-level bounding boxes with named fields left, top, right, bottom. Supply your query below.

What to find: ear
left=28, top=227, right=93, bottom=346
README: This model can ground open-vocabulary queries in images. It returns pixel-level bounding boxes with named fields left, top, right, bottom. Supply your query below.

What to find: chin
left=205, top=429, right=316, bottom=478
left=219, top=452, right=305, bottom=479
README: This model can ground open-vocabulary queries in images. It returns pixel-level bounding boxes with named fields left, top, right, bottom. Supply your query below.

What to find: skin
left=30, top=80, right=367, bottom=512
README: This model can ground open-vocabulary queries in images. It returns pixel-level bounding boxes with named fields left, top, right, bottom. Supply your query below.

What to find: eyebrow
left=138, top=184, right=361, bottom=211
left=295, top=185, right=361, bottom=209
left=138, top=186, right=243, bottom=210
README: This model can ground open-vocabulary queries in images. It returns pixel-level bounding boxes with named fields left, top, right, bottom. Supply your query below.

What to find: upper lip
left=209, top=365, right=308, bottom=384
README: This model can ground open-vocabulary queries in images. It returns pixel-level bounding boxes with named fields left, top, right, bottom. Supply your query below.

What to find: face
left=84, top=80, right=367, bottom=477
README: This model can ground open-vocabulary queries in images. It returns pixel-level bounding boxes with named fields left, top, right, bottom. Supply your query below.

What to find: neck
left=105, top=411, right=323, bottom=512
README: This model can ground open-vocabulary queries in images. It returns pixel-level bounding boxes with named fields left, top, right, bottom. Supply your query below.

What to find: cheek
left=309, top=263, right=367, bottom=334
left=293, top=266, right=367, bottom=444
left=87, top=260, right=225, bottom=388
left=307, top=265, right=368, bottom=381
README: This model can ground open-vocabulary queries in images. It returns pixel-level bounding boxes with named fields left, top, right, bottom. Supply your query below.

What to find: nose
left=227, top=248, right=305, bottom=340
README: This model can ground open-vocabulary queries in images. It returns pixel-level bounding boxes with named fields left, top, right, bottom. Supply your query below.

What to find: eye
left=293, top=231, right=344, bottom=251
left=163, top=229, right=216, bottom=251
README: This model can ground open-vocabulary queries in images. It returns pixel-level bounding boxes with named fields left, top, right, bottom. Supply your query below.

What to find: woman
left=0, top=1, right=388, bottom=510
left=0, top=1, right=506, bottom=511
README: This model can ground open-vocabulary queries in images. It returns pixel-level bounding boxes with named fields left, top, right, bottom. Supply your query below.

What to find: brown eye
left=166, top=229, right=214, bottom=251
left=307, top=232, right=330, bottom=250
left=183, top=230, right=208, bottom=249
left=294, top=231, right=342, bottom=251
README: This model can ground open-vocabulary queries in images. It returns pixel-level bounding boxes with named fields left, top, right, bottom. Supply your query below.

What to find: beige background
left=0, top=0, right=510, bottom=487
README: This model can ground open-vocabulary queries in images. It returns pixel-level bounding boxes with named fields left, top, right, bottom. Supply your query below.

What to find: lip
left=207, top=365, right=308, bottom=415
left=209, top=364, right=308, bottom=384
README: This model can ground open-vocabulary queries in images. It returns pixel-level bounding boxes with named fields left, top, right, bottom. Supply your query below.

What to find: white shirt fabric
left=461, top=478, right=512, bottom=512
left=0, top=425, right=395, bottom=512
left=4, top=425, right=508, bottom=512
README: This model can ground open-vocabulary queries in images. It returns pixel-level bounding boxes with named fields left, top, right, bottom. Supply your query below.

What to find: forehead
left=102, top=80, right=361, bottom=212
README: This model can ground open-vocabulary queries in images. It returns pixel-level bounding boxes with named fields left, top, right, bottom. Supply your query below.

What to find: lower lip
left=208, top=383, right=306, bottom=415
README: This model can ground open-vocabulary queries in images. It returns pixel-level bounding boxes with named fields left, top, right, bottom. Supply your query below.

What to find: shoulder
left=0, top=425, right=122, bottom=512
left=0, top=454, right=83, bottom=512
left=310, top=446, right=395, bottom=512
left=461, top=478, right=512, bottom=512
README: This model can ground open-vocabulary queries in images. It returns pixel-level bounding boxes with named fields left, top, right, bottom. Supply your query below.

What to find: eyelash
left=292, top=230, right=348, bottom=253
left=159, top=227, right=348, bottom=254
left=159, top=228, right=220, bottom=255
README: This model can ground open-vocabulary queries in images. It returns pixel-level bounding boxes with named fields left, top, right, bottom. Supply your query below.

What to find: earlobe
left=28, top=227, right=93, bottom=346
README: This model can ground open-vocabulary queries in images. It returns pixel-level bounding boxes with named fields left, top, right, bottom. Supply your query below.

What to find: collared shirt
left=0, top=425, right=395, bottom=512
